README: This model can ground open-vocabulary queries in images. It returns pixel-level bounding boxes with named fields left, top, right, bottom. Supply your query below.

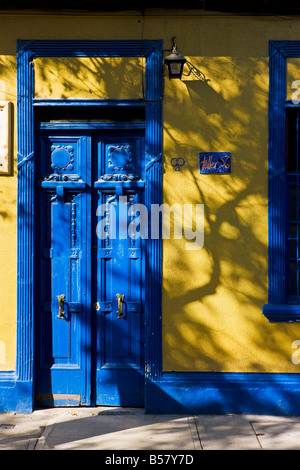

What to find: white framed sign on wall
left=0, top=101, right=12, bottom=175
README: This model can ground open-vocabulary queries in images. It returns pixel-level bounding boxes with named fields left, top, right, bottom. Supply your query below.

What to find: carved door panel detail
left=35, top=131, right=145, bottom=407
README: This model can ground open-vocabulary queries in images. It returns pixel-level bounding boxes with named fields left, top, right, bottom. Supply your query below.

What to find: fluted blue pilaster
left=16, top=48, right=34, bottom=383
left=145, top=45, right=163, bottom=381
left=268, top=42, right=287, bottom=305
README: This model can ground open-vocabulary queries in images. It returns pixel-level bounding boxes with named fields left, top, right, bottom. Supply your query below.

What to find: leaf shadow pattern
left=34, top=56, right=145, bottom=100
left=161, top=54, right=300, bottom=373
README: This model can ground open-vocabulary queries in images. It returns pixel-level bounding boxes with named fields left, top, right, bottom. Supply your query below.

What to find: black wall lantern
left=164, top=43, right=186, bottom=80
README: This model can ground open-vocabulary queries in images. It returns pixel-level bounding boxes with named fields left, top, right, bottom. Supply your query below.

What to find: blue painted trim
left=94, top=181, right=145, bottom=190
left=41, top=181, right=86, bottom=189
left=285, top=100, right=300, bottom=108
left=144, top=44, right=163, bottom=382
left=268, top=40, right=287, bottom=305
left=33, top=98, right=145, bottom=107
left=262, top=304, right=300, bottom=322
left=145, top=372, right=300, bottom=416
left=263, top=40, right=300, bottom=322
left=12, top=38, right=163, bottom=414
left=269, top=40, right=300, bottom=58
left=0, top=372, right=33, bottom=413
left=17, top=39, right=162, bottom=58
left=38, top=122, right=145, bottom=130
left=16, top=44, right=35, bottom=414
left=2, top=367, right=300, bottom=415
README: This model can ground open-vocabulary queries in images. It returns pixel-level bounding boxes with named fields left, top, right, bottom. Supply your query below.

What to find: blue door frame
left=12, top=40, right=162, bottom=412
left=35, top=126, right=146, bottom=407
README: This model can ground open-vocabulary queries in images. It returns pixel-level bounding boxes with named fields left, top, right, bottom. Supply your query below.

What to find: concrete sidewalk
left=0, top=407, right=300, bottom=450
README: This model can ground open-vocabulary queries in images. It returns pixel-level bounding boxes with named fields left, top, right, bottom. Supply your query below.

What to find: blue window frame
left=285, top=107, right=300, bottom=302
left=263, top=41, right=300, bottom=321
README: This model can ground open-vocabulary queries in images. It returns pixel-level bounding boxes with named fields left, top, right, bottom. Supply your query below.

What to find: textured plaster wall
left=0, top=12, right=300, bottom=372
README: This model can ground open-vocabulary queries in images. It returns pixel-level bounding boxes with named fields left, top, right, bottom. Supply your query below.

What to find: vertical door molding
left=145, top=46, right=163, bottom=383
left=16, top=47, right=35, bottom=388
left=16, top=39, right=163, bottom=411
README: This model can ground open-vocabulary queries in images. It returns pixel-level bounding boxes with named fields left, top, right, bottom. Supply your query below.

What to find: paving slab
left=251, top=420, right=300, bottom=450
left=194, top=415, right=261, bottom=450
left=0, top=415, right=45, bottom=450
left=0, top=407, right=201, bottom=451
left=37, top=413, right=200, bottom=450
left=1, top=408, right=300, bottom=451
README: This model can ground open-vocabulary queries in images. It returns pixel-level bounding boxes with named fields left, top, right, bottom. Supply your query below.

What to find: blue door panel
left=52, top=199, right=73, bottom=360
left=36, top=133, right=90, bottom=407
left=36, top=129, right=145, bottom=407
left=94, top=133, right=145, bottom=406
left=97, top=370, right=144, bottom=407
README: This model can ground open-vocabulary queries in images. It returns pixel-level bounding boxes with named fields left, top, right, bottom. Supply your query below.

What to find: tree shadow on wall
left=34, top=56, right=145, bottom=100
left=26, top=52, right=300, bottom=416
left=162, top=54, right=300, bottom=380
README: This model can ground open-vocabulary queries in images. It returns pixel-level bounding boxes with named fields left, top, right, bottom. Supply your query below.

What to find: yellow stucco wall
left=0, top=53, right=16, bottom=370
left=1, top=11, right=300, bottom=373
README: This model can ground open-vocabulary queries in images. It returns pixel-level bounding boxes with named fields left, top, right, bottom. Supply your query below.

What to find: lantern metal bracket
left=164, top=38, right=186, bottom=80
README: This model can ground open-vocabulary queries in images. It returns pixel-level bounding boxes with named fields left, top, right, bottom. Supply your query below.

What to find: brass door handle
left=57, top=294, right=66, bottom=319
left=116, top=294, right=125, bottom=318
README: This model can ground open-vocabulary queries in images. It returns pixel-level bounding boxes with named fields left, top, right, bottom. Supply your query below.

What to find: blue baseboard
left=2, top=370, right=300, bottom=415
left=0, top=372, right=33, bottom=414
left=262, top=304, right=300, bottom=322
left=145, top=372, right=300, bottom=416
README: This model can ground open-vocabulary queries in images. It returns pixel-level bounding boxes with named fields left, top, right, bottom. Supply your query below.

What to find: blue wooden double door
left=35, top=129, right=146, bottom=407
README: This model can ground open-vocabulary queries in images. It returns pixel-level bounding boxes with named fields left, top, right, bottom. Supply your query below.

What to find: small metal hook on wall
left=170, top=157, right=185, bottom=171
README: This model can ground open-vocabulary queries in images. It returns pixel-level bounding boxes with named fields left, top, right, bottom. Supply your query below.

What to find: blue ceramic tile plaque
left=199, top=152, right=231, bottom=174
